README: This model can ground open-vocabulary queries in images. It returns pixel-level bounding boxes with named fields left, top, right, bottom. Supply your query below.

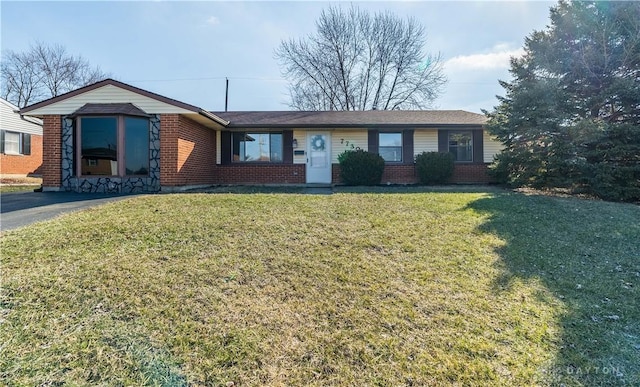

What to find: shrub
left=415, top=151, right=454, bottom=184
left=337, top=149, right=385, bottom=185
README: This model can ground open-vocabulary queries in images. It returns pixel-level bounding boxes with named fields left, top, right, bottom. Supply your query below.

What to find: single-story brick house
left=20, top=79, right=502, bottom=193
left=1, top=98, right=43, bottom=176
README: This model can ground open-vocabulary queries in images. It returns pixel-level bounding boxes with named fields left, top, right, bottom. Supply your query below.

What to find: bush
left=415, top=151, right=454, bottom=184
left=337, top=150, right=385, bottom=185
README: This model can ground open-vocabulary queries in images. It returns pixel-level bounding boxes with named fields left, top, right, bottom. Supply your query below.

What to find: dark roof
left=70, top=103, right=150, bottom=117
left=213, top=110, right=487, bottom=128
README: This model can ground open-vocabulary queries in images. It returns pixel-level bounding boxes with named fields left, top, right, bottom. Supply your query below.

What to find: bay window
left=77, top=116, right=149, bottom=176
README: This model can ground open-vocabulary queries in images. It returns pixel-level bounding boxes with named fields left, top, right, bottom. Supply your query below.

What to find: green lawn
left=0, top=185, right=40, bottom=193
left=1, top=189, right=638, bottom=386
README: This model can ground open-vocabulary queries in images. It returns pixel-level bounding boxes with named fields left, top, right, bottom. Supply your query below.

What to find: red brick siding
left=1, top=133, right=43, bottom=175
left=332, top=163, right=493, bottom=184
left=41, top=115, right=62, bottom=187
left=332, top=164, right=418, bottom=184
left=160, top=114, right=217, bottom=187
left=382, top=165, right=418, bottom=184
left=450, top=163, right=493, bottom=184
left=216, top=164, right=305, bottom=184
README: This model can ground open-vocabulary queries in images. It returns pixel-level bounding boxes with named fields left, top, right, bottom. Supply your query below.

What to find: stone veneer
left=61, top=115, right=161, bottom=193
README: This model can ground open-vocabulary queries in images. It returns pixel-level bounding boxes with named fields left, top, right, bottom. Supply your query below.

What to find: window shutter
left=0, top=130, right=4, bottom=154
left=473, top=130, right=483, bottom=163
left=403, top=129, right=414, bottom=164
left=438, top=130, right=448, bottom=153
left=282, top=130, right=293, bottom=164
left=368, top=129, right=379, bottom=154
left=220, top=131, right=231, bottom=165
left=22, top=133, right=31, bottom=155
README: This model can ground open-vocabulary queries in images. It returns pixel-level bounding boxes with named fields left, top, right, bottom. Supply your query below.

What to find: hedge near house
left=337, top=150, right=385, bottom=185
left=415, top=151, right=455, bottom=184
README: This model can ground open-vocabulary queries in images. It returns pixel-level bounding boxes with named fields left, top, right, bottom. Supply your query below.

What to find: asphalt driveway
left=1, top=191, right=139, bottom=231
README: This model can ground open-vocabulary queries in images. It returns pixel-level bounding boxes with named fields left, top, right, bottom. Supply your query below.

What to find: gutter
left=199, top=110, right=229, bottom=127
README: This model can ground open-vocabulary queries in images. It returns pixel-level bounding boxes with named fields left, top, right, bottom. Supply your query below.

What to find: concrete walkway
left=1, top=191, right=138, bottom=231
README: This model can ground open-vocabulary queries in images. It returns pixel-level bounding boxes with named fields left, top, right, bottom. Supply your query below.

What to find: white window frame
left=3, top=131, right=21, bottom=155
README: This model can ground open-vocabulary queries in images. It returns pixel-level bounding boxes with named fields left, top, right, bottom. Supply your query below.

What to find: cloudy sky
left=1, top=1, right=555, bottom=113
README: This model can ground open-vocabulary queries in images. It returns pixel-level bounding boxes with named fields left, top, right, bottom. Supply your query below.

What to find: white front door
left=306, top=132, right=332, bottom=184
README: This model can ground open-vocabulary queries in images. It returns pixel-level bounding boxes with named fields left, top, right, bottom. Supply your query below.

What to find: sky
left=1, top=1, right=555, bottom=113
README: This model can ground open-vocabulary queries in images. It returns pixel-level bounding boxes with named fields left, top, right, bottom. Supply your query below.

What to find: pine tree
left=485, top=1, right=640, bottom=201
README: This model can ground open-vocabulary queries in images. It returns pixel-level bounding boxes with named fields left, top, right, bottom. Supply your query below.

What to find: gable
left=20, top=84, right=197, bottom=116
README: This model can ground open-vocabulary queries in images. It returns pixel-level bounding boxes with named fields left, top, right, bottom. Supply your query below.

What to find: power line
left=127, top=76, right=286, bottom=83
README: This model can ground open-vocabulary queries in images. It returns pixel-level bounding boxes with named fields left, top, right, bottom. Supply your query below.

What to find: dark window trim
left=448, top=130, right=474, bottom=163
left=0, top=130, right=31, bottom=156
left=75, top=115, right=150, bottom=178
left=230, top=131, right=285, bottom=164
left=439, top=129, right=484, bottom=164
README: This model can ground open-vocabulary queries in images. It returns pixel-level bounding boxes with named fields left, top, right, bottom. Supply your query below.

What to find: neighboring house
left=20, top=79, right=502, bottom=193
left=1, top=98, right=43, bottom=176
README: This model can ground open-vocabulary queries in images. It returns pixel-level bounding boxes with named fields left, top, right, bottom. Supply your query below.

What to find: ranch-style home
left=1, top=98, right=43, bottom=176
left=19, top=79, right=502, bottom=193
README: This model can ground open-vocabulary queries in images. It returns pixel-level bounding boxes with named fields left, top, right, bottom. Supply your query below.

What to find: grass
left=0, top=175, right=42, bottom=193
left=1, top=188, right=638, bottom=386
left=0, top=185, right=40, bottom=193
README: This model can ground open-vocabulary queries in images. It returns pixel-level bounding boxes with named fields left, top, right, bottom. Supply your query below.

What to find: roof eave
left=19, top=79, right=227, bottom=128
left=199, top=110, right=229, bottom=127
left=225, top=123, right=485, bottom=129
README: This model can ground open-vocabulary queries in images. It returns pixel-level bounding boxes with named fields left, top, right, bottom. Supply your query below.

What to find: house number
left=340, top=138, right=361, bottom=150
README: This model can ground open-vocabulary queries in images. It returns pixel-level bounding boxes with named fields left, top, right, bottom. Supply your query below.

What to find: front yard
left=0, top=175, right=42, bottom=193
left=1, top=189, right=638, bottom=385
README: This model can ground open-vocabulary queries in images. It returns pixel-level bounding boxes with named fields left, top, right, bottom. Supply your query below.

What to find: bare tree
left=1, top=42, right=109, bottom=107
left=1, top=50, right=45, bottom=108
left=275, top=5, right=447, bottom=111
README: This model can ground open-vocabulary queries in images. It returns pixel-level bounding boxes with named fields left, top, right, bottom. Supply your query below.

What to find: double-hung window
left=1, top=130, right=31, bottom=155
left=232, top=132, right=283, bottom=162
left=448, top=131, right=473, bottom=162
left=77, top=116, right=149, bottom=176
left=379, top=132, right=403, bottom=162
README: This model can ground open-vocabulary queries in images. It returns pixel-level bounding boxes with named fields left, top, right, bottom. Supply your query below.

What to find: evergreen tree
left=485, top=1, right=640, bottom=201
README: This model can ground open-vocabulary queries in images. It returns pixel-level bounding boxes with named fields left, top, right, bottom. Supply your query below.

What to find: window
left=81, top=117, right=118, bottom=175
left=379, top=132, right=402, bottom=162
left=124, top=117, right=150, bottom=175
left=232, top=132, right=283, bottom=162
left=1, top=130, right=30, bottom=155
left=78, top=116, right=149, bottom=176
left=448, top=131, right=473, bottom=162
left=4, top=131, right=20, bottom=154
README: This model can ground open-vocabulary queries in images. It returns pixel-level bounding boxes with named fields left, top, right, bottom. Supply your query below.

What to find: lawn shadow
left=467, top=191, right=640, bottom=385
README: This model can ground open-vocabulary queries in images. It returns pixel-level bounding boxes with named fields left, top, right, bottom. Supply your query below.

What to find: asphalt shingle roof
left=71, top=103, right=150, bottom=117
left=212, top=110, right=487, bottom=128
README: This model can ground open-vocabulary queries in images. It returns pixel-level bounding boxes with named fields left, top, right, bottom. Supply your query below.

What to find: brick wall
left=160, top=114, right=217, bottom=187
left=332, top=163, right=493, bottom=184
left=332, top=164, right=418, bottom=184
left=0, top=134, right=43, bottom=175
left=41, top=115, right=62, bottom=188
left=382, top=165, right=418, bottom=184
left=216, top=164, right=305, bottom=184
left=450, top=163, right=492, bottom=183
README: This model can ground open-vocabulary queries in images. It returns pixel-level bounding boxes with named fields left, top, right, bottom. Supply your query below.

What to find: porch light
left=292, top=138, right=298, bottom=148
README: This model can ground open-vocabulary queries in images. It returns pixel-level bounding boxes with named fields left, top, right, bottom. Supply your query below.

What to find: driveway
left=1, top=191, right=139, bottom=231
